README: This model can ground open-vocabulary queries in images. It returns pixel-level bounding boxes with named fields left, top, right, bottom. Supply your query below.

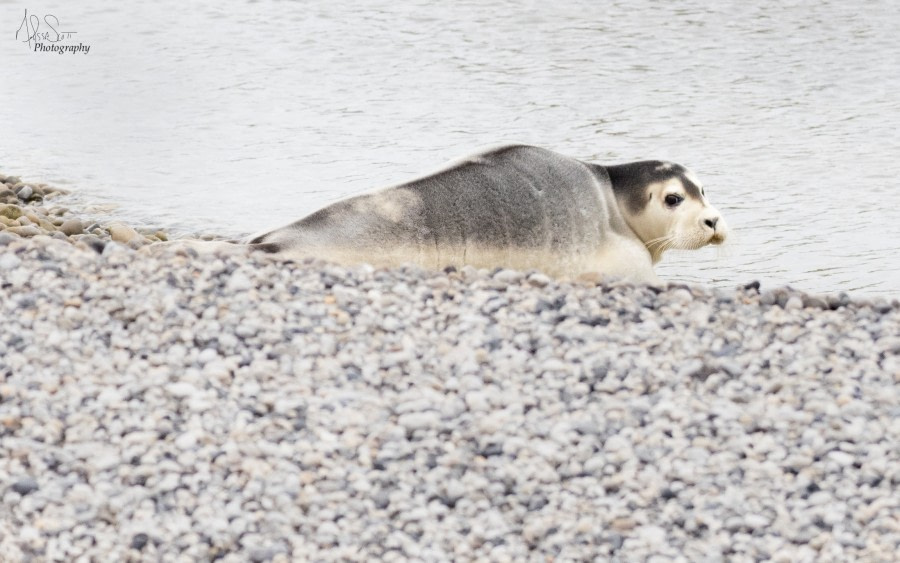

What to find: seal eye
left=665, top=194, right=684, bottom=207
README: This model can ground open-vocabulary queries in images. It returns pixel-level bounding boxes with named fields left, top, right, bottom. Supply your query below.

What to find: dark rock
left=12, top=477, right=39, bottom=495
left=682, top=360, right=718, bottom=381
left=373, top=490, right=390, bottom=509
left=872, top=299, right=894, bottom=315
left=535, top=296, right=566, bottom=313
left=604, top=533, right=625, bottom=550
left=580, top=316, right=610, bottom=327
left=130, top=533, right=149, bottom=550
left=527, top=495, right=549, bottom=511
left=802, top=295, right=828, bottom=310
left=775, top=290, right=790, bottom=308
left=660, top=488, right=678, bottom=500
left=827, top=292, right=851, bottom=310
left=76, top=234, right=107, bottom=254
left=480, top=442, right=504, bottom=457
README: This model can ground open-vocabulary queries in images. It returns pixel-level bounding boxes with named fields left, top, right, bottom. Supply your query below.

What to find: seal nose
left=704, top=217, right=718, bottom=231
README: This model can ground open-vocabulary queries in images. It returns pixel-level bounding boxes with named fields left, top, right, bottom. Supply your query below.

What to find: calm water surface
left=2, top=0, right=898, bottom=295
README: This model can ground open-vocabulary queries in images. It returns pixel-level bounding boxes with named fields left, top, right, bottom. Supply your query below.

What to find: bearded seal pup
left=239, top=144, right=728, bottom=283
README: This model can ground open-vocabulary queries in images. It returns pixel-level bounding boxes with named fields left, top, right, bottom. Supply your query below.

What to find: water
left=2, top=0, right=898, bottom=295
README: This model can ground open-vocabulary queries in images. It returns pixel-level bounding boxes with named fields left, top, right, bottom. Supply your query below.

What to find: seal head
left=606, top=161, right=728, bottom=264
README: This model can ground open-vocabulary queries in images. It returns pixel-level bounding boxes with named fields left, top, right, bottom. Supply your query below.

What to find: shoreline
left=0, top=173, right=171, bottom=250
left=0, top=171, right=895, bottom=308
left=1, top=174, right=898, bottom=560
left=0, top=173, right=237, bottom=251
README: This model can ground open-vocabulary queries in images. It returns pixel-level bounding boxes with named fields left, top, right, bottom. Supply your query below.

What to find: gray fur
left=252, top=145, right=648, bottom=254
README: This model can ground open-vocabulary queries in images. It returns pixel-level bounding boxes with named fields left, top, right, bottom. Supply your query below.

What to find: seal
left=244, top=145, right=728, bottom=283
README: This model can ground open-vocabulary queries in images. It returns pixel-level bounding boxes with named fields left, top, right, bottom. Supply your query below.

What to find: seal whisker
left=645, top=235, right=674, bottom=251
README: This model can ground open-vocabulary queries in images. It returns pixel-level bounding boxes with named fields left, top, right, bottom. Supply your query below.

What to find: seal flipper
left=247, top=242, right=282, bottom=254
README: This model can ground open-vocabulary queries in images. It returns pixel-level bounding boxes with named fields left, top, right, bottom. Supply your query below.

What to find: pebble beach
left=0, top=174, right=898, bottom=561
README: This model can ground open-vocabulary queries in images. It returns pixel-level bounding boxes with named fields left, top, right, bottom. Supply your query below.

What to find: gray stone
left=59, top=219, right=84, bottom=236
left=130, top=533, right=149, bottom=550
left=11, top=477, right=39, bottom=496
left=16, top=185, right=33, bottom=201
left=0, top=232, right=19, bottom=245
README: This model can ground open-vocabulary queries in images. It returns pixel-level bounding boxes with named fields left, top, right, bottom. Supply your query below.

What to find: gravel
left=0, top=173, right=172, bottom=250
left=0, top=173, right=898, bottom=561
